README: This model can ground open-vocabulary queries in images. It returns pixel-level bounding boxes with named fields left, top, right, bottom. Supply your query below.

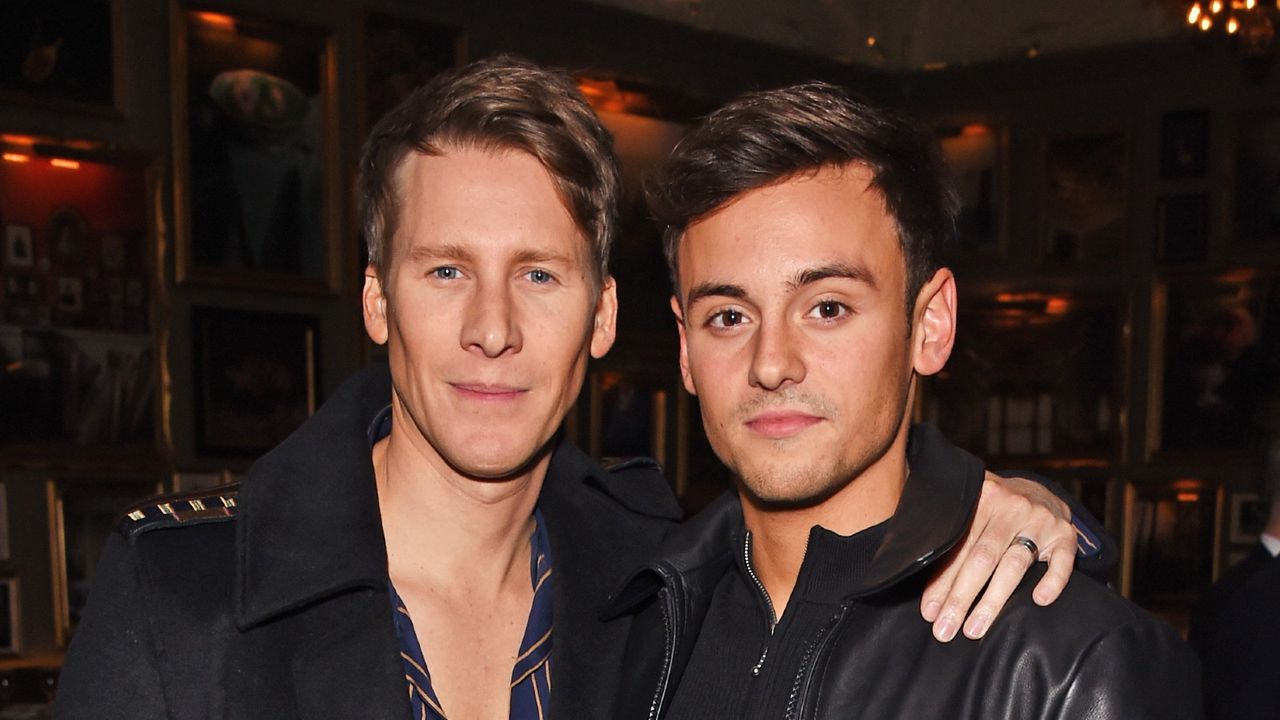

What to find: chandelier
left=1187, top=0, right=1280, bottom=53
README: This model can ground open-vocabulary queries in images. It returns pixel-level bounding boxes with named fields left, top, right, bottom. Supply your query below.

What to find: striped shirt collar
left=371, top=406, right=556, bottom=719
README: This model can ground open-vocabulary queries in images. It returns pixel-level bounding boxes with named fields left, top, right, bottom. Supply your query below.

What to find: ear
left=911, top=268, right=957, bottom=377
left=362, top=265, right=389, bottom=346
left=671, top=296, right=697, bottom=396
left=589, top=276, right=619, bottom=359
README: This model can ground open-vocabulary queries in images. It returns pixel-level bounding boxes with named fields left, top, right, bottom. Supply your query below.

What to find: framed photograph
left=4, top=225, right=34, bottom=268
left=1155, top=194, right=1209, bottom=264
left=360, top=13, right=462, bottom=137
left=1234, top=109, right=1280, bottom=248
left=49, top=476, right=162, bottom=646
left=173, top=7, right=339, bottom=292
left=0, top=0, right=121, bottom=112
left=49, top=205, right=87, bottom=265
left=0, top=576, right=19, bottom=654
left=1156, top=274, right=1280, bottom=453
left=193, top=307, right=319, bottom=455
left=1229, top=492, right=1268, bottom=544
left=1043, top=132, right=1128, bottom=265
left=0, top=327, right=155, bottom=448
left=1160, top=109, right=1210, bottom=180
left=938, top=123, right=1007, bottom=255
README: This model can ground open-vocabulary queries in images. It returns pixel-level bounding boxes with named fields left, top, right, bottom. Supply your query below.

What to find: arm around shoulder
left=53, top=532, right=169, bottom=719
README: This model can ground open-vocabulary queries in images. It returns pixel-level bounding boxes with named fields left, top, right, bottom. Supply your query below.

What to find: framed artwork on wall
left=1228, top=491, right=1268, bottom=544
left=172, top=6, right=339, bottom=293
left=0, top=0, right=121, bottom=113
left=193, top=307, right=319, bottom=456
left=48, top=476, right=162, bottom=646
left=937, top=122, right=1007, bottom=256
left=1042, top=131, right=1128, bottom=265
left=1154, top=272, right=1280, bottom=455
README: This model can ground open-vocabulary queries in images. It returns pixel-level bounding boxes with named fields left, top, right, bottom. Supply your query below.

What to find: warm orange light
left=2, top=153, right=30, bottom=163
left=1228, top=16, right=1240, bottom=32
left=0, top=133, right=36, bottom=147
left=1246, top=0, right=1257, bottom=9
left=866, top=36, right=877, bottom=47
left=50, top=158, right=80, bottom=170
left=1211, top=0, right=1224, bottom=13
left=960, top=123, right=992, bottom=137
left=1201, top=15, right=1214, bottom=29
left=1173, top=478, right=1203, bottom=491
left=193, top=11, right=236, bottom=30
left=1176, top=492, right=1201, bottom=503
left=1189, top=2, right=1203, bottom=23
left=1045, top=297, right=1072, bottom=315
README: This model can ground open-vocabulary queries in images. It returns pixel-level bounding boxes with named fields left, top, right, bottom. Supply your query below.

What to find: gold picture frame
left=171, top=4, right=341, bottom=294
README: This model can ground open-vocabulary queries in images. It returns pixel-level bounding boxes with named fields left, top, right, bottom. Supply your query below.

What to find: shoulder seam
left=117, top=484, right=241, bottom=542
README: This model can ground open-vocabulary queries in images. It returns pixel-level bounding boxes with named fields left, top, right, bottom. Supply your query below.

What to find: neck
left=375, top=405, right=547, bottom=600
left=740, top=424, right=910, bottom=621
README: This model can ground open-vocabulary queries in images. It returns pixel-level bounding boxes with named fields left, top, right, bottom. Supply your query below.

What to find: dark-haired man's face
left=672, top=163, right=954, bottom=509
left=363, top=146, right=616, bottom=485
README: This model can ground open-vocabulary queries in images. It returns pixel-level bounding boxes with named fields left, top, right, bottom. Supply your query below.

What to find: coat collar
left=235, top=365, right=393, bottom=629
left=607, top=423, right=984, bottom=614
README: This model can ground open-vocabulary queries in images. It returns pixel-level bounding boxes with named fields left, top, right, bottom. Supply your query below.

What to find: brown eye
left=808, top=300, right=848, bottom=320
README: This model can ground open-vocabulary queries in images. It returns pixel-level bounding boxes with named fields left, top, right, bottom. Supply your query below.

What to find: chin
left=734, top=462, right=846, bottom=510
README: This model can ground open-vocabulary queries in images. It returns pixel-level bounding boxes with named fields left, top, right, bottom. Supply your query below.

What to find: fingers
left=1032, top=546, right=1074, bottom=606
left=921, top=471, right=1081, bottom=642
left=961, top=541, right=1038, bottom=639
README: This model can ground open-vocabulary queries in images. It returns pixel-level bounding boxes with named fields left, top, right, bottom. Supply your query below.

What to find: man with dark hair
left=56, top=58, right=1098, bottom=719
left=609, top=82, right=1199, bottom=719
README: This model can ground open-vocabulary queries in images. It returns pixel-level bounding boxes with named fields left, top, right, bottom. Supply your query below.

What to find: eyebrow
left=685, top=282, right=747, bottom=307
left=404, top=244, right=573, bottom=266
left=789, top=262, right=877, bottom=291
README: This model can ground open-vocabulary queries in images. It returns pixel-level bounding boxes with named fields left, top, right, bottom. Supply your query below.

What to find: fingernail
left=923, top=600, right=941, bottom=621
left=964, top=615, right=987, bottom=639
left=937, top=617, right=957, bottom=642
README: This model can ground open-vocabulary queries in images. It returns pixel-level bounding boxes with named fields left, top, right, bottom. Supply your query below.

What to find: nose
left=460, top=280, right=523, bottom=358
left=747, top=317, right=805, bottom=391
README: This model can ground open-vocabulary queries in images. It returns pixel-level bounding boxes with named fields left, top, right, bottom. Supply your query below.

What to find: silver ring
left=1009, top=535, right=1040, bottom=559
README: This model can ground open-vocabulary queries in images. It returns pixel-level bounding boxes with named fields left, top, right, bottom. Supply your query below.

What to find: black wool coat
left=52, top=366, right=682, bottom=719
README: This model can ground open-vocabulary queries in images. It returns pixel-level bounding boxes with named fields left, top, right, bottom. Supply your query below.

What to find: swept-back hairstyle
left=359, top=54, right=621, bottom=293
left=648, top=81, right=957, bottom=319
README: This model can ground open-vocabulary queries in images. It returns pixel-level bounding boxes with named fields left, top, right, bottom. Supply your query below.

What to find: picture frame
left=1121, top=480, right=1219, bottom=633
left=1234, top=109, right=1280, bottom=248
left=4, top=225, right=34, bottom=269
left=1228, top=491, right=1268, bottom=544
left=0, top=576, right=19, bottom=654
left=359, top=12, right=463, bottom=139
left=48, top=476, right=162, bottom=646
left=193, top=306, right=319, bottom=456
left=1155, top=193, right=1209, bottom=264
left=172, top=6, right=340, bottom=293
left=0, top=0, right=122, bottom=114
left=937, top=122, right=1007, bottom=256
left=1042, top=131, right=1128, bottom=265
left=1160, top=109, right=1210, bottom=180
left=1154, top=273, right=1280, bottom=454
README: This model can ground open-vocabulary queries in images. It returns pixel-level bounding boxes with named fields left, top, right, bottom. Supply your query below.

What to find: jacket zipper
left=648, top=576, right=679, bottom=720
left=743, top=531, right=777, bottom=676
left=783, top=604, right=849, bottom=720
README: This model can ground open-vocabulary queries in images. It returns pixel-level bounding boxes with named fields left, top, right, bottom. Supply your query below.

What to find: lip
left=450, top=382, right=528, bottom=402
left=745, top=410, right=823, bottom=439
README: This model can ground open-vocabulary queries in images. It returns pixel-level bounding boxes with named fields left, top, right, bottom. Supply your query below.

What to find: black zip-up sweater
left=606, top=424, right=1201, bottom=720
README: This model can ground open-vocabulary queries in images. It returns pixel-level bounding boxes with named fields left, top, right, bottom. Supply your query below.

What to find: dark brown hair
left=359, top=54, right=621, bottom=292
left=648, top=81, right=956, bottom=318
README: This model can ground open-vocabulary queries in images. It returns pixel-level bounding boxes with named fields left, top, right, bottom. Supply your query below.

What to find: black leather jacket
left=606, top=425, right=1201, bottom=720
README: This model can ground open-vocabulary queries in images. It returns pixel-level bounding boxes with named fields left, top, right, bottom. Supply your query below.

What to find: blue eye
left=528, top=269, right=553, bottom=284
left=431, top=266, right=459, bottom=280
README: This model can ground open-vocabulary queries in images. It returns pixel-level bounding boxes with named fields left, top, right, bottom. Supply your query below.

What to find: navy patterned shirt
left=370, top=407, right=555, bottom=719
